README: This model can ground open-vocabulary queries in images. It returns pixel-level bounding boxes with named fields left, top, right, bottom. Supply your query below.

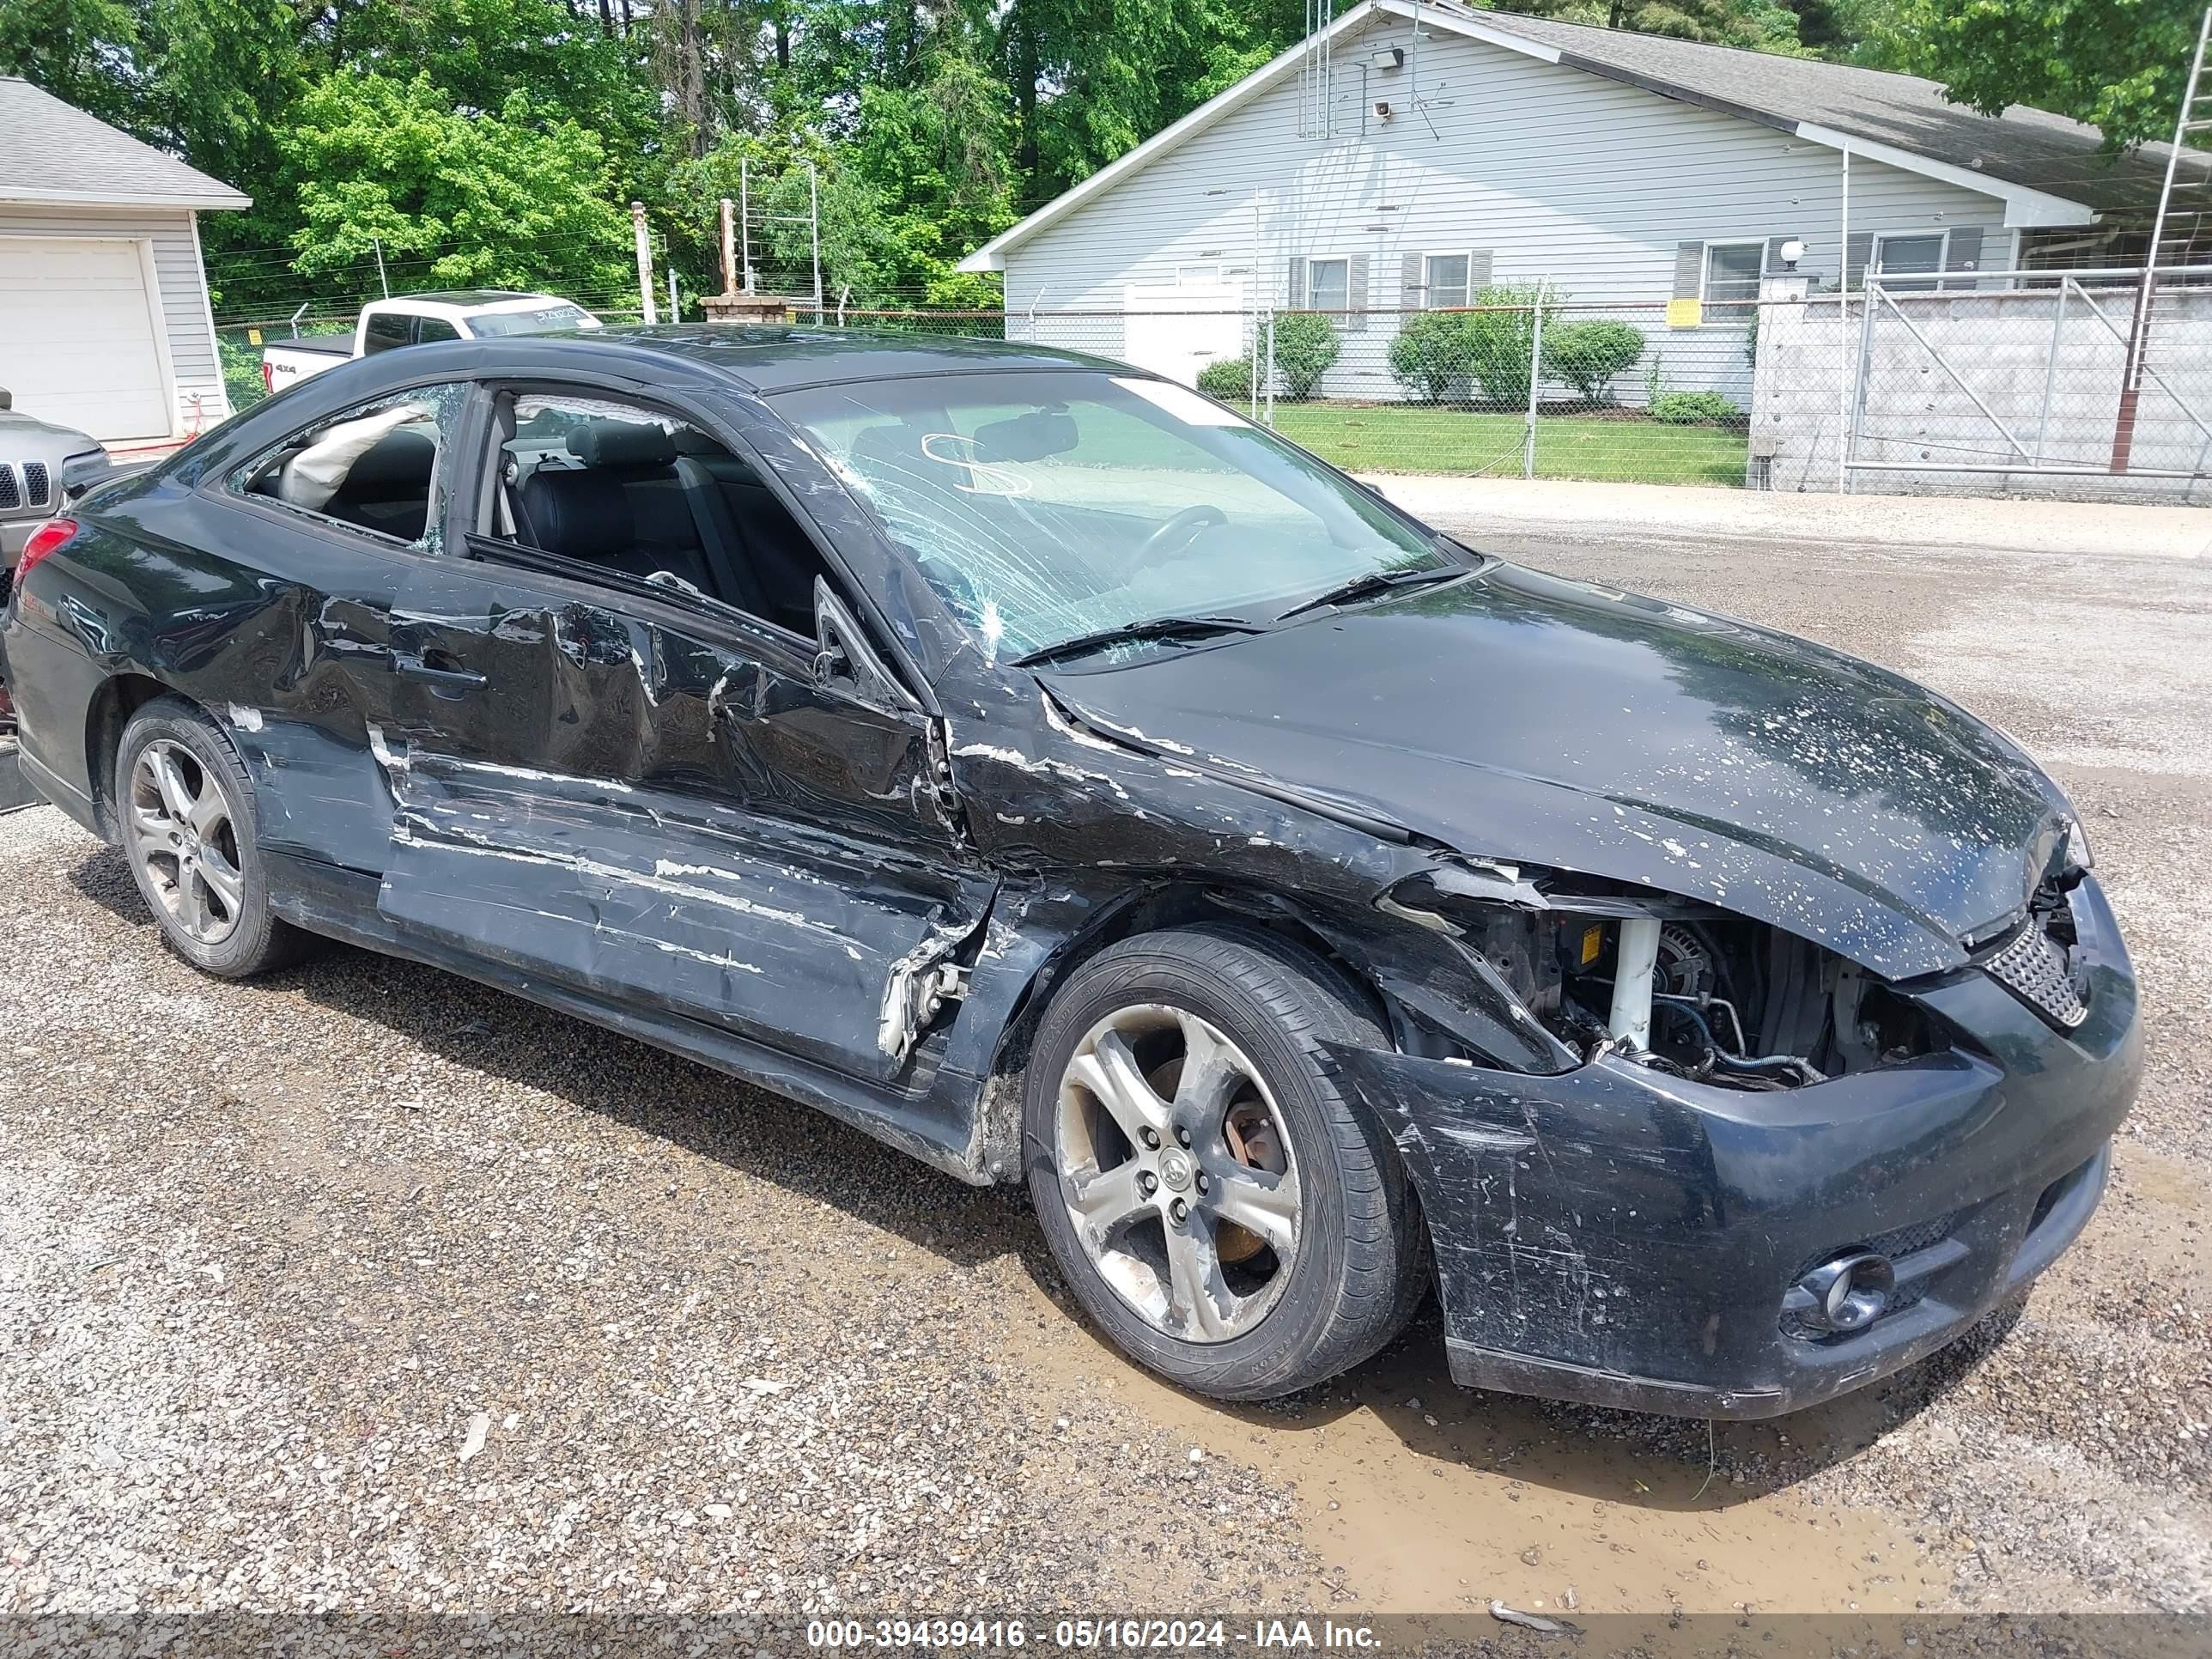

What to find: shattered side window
left=775, top=370, right=1439, bottom=664
left=227, top=382, right=471, bottom=553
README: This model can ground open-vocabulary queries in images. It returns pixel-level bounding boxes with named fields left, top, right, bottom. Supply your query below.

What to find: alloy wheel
left=1055, top=1002, right=1301, bottom=1343
left=127, top=739, right=246, bottom=947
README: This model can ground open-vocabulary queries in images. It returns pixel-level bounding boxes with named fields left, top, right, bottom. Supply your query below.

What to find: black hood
left=1046, top=562, right=2067, bottom=979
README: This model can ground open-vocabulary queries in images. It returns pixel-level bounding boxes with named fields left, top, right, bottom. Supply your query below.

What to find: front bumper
left=1334, top=873, right=2142, bottom=1419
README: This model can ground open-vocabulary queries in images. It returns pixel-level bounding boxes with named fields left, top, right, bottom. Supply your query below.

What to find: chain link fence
left=203, top=277, right=2212, bottom=502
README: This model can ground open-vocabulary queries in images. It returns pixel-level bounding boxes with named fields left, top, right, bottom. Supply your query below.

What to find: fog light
left=1796, top=1251, right=1893, bottom=1333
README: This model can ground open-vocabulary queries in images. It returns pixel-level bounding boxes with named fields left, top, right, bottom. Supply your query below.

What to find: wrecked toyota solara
left=1, top=330, right=2139, bottom=1416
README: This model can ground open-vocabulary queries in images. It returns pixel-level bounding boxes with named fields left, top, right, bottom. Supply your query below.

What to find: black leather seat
left=518, top=420, right=735, bottom=600
left=670, top=428, right=823, bottom=633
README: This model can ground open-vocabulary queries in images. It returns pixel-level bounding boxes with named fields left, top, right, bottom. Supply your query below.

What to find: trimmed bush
left=1648, top=390, right=1742, bottom=424
left=1196, top=356, right=1254, bottom=401
left=1386, top=309, right=1473, bottom=404
left=1385, top=284, right=1560, bottom=409
left=1540, top=319, right=1645, bottom=404
left=1268, top=311, right=1340, bottom=400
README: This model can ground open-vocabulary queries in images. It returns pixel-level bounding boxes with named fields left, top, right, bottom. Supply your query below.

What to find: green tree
left=280, top=71, right=634, bottom=303
left=1891, top=0, right=2207, bottom=148
left=0, top=0, right=145, bottom=129
left=1495, top=0, right=1815, bottom=53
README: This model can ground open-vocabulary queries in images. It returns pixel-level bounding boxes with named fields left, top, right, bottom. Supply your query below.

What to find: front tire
left=1023, top=924, right=1425, bottom=1400
left=115, top=697, right=299, bottom=979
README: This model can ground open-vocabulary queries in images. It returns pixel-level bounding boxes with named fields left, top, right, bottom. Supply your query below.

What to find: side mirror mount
left=0, top=386, right=12, bottom=410
left=811, top=577, right=915, bottom=713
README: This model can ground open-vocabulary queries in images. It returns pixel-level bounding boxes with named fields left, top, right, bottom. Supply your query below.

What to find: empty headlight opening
left=1379, top=869, right=1948, bottom=1090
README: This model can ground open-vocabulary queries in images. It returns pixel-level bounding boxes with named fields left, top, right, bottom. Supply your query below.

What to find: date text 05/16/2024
left=804, top=1620, right=1383, bottom=1650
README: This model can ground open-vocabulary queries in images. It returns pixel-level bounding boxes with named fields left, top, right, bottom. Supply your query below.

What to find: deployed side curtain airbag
left=279, top=403, right=428, bottom=513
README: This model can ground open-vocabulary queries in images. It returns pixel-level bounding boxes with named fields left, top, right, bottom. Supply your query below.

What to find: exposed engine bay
left=1378, top=864, right=1954, bottom=1091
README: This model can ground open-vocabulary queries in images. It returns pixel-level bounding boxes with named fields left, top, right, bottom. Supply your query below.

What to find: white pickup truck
left=260, top=290, right=602, bottom=395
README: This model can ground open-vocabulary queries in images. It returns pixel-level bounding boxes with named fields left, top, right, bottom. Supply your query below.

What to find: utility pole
left=719, top=197, right=738, bottom=296
left=740, top=159, right=756, bottom=293
left=809, top=161, right=823, bottom=320
left=2113, top=3, right=2211, bottom=474
left=631, top=200, right=658, bottom=325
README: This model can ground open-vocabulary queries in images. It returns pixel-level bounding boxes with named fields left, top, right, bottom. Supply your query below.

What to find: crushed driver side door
left=373, top=429, right=992, bottom=1087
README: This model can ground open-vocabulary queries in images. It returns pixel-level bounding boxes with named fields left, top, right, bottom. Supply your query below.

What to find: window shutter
left=1401, top=250, right=1423, bottom=307
left=1673, top=241, right=1705, bottom=301
left=1468, top=249, right=1493, bottom=294
left=1285, top=258, right=1306, bottom=308
left=1344, top=253, right=1370, bottom=331
left=1945, top=227, right=1984, bottom=291
left=1845, top=233, right=1872, bottom=292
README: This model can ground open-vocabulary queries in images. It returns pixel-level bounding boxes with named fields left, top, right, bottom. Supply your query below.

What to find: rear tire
left=115, top=697, right=300, bottom=979
left=1024, top=923, right=1426, bottom=1400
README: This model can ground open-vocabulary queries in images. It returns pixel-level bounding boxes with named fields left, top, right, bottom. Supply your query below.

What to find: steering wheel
left=1132, top=504, right=1228, bottom=568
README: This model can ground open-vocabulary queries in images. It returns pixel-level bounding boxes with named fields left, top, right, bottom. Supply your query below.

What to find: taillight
left=16, top=518, right=79, bottom=582
left=261, top=360, right=274, bottom=392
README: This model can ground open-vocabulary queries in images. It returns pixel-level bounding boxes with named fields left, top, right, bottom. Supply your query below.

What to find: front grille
left=0, top=465, right=18, bottom=512
left=1984, top=925, right=2087, bottom=1030
left=21, top=461, right=49, bottom=507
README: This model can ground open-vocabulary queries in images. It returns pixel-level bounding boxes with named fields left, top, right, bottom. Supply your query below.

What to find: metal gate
left=1843, top=266, right=2212, bottom=487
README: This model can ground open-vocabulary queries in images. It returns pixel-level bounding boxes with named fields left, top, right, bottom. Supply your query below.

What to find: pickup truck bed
left=277, top=337, right=352, bottom=356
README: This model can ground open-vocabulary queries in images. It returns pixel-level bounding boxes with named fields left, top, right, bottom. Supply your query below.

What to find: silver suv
left=1, top=387, right=105, bottom=568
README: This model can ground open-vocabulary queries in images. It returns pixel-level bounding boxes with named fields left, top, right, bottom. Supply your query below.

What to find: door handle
left=393, top=650, right=486, bottom=696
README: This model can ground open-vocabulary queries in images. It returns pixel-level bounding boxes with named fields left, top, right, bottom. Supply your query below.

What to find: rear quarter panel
left=6, top=469, right=413, bottom=872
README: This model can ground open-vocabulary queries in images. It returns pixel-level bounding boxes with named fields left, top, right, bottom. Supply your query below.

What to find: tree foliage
left=1887, top=0, right=2205, bottom=149
left=282, top=72, right=634, bottom=298
left=8, top=0, right=2115, bottom=325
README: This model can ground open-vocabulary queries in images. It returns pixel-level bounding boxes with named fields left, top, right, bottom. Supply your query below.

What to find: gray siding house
left=0, top=77, right=248, bottom=445
left=959, top=1, right=2194, bottom=399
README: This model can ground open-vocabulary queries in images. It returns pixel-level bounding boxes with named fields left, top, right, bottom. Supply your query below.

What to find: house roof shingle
left=0, top=76, right=250, bottom=210
left=1469, top=9, right=2203, bottom=218
left=962, top=0, right=2211, bottom=271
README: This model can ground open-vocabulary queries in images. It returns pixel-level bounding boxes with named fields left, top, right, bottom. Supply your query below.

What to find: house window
left=1176, top=263, right=1223, bottom=284
left=1304, top=256, right=1350, bottom=313
left=1425, top=252, right=1473, bottom=308
left=1873, top=231, right=1948, bottom=293
left=1701, top=242, right=1765, bottom=313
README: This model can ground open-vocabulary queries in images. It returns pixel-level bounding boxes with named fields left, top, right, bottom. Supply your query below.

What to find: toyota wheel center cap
left=1158, top=1149, right=1194, bottom=1191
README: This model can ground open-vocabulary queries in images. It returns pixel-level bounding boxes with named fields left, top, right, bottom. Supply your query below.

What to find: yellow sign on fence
left=246, top=327, right=263, bottom=346
left=1665, top=298, right=1702, bottom=329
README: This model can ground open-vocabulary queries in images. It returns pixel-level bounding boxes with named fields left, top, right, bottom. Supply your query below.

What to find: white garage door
left=0, top=237, right=172, bottom=441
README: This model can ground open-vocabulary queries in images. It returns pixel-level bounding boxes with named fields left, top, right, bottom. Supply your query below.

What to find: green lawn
left=1269, top=402, right=1750, bottom=487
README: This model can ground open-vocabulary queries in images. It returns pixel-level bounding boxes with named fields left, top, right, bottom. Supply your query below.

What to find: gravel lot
left=1, top=519, right=2206, bottom=1623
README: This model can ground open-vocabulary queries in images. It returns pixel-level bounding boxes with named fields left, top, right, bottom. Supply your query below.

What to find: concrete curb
left=1358, top=475, right=2212, bottom=562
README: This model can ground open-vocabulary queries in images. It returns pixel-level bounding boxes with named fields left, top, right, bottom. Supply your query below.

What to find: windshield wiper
left=1013, top=613, right=1264, bottom=667
left=1273, top=562, right=1465, bottom=623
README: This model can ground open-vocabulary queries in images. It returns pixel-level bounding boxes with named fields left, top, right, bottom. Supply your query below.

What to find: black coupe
left=0, top=328, right=2141, bottom=1414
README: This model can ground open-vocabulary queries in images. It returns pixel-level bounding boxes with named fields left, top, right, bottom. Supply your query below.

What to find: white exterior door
left=1121, top=282, right=1245, bottom=386
left=0, top=237, right=173, bottom=441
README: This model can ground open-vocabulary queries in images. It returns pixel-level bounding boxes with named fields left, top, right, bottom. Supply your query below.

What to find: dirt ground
left=1, top=515, right=2206, bottom=1622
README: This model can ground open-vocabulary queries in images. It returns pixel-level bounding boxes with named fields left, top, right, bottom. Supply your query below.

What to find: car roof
left=547, top=325, right=1129, bottom=394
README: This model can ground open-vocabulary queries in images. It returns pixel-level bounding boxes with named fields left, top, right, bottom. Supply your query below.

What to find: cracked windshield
left=777, top=370, right=1450, bottom=665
